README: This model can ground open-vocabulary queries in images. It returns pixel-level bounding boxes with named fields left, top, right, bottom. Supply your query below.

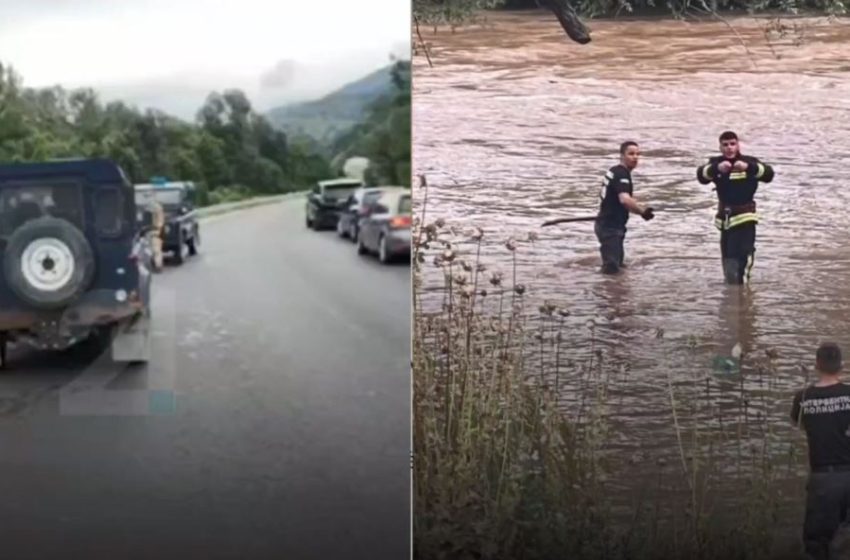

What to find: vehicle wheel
left=188, top=227, right=199, bottom=256
left=379, top=235, right=392, bottom=264
left=173, top=232, right=185, bottom=265
left=357, top=235, right=368, bottom=256
left=306, top=215, right=313, bottom=228
left=3, top=217, right=95, bottom=310
left=349, top=223, right=358, bottom=243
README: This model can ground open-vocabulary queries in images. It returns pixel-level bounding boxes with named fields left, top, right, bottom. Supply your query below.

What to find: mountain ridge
left=265, top=64, right=396, bottom=149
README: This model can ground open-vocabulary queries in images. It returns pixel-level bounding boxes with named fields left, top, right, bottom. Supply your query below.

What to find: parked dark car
left=357, top=188, right=412, bottom=264
left=305, top=178, right=363, bottom=231
left=134, top=181, right=200, bottom=265
left=336, top=187, right=386, bottom=242
left=0, top=158, right=153, bottom=367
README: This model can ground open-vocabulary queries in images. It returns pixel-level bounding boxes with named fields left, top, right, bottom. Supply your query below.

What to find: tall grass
left=412, top=176, right=807, bottom=559
left=412, top=178, right=614, bottom=560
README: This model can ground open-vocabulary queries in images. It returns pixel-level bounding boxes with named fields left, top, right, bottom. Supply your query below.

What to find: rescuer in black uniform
left=595, top=141, right=655, bottom=275
left=696, top=131, right=775, bottom=285
left=791, top=343, right=850, bottom=559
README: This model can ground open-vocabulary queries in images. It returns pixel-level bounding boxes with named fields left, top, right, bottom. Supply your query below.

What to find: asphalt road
left=0, top=199, right=411, bottom=560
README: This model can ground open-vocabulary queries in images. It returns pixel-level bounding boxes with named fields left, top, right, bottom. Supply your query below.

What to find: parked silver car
left=337, top=187, right=385, bottom=242
left=356, top=188, right=411, bottom=264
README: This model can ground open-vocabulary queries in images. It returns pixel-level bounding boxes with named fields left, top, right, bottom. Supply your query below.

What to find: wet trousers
left=803, top=470, right=850, bottom=559
left=595, top=222, right=626, bottom=275
left=720, top=223, right=756, bottom=285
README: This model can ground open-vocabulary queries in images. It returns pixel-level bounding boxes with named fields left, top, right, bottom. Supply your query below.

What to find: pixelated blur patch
left=712, top=355, right=740, bottom=374
left=149, top=390, right=176, bottom=414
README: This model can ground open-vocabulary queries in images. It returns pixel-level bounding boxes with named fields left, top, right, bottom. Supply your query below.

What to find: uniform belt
left=812, top=464, right=850, bottom=473
left=715, top=202, right=756, bottom=218
left=714, top=202, right=758, bottom=231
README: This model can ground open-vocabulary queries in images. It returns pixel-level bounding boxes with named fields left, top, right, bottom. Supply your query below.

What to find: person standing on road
left=595, top=140, right=655, bottom=275
left=148, top=196, right=165, bottom=272
left=696, top=131, right=774, bottom=285
left=791, top=343, right=850, bottom=559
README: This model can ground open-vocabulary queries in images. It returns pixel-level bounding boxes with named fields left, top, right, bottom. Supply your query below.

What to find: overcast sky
left=0, top=0, right=410, bottom=119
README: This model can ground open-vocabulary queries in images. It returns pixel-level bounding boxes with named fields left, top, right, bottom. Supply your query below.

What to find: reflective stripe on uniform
left=744, top=253, right=755, bottom=284
left=620, top=178, right=629, bottom=184
left=729, top=212, right=758, bottom=228
left=729, top=172, right=747, bottom=180
left=700, top=164, right=713, bottom=181
left=714, top=212, right=759, bottom=231
left=605, top=171, right=614, bottom=180
left=756, top=163, right=766, bottom=179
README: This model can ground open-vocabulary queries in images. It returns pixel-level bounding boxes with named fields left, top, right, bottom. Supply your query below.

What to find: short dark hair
left=719, top=131, right=738, bottom=142
left=817, top=342, right=842, bottom=374
left=620, top=141, right=638, bottom=155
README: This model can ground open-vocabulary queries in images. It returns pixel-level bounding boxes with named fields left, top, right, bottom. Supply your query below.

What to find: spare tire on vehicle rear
left=3, top=217, right=95, bottom=310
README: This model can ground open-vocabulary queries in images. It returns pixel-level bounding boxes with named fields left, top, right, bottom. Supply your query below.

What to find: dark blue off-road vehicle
left=134, top=180, right=200, bottom=265
left=0, top=159, right=153, bottom=368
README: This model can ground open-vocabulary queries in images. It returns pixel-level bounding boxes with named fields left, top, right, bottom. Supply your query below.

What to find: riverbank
left=413, top=10, right=849, bottom=75
left=414, top=4, right=847, bottom=32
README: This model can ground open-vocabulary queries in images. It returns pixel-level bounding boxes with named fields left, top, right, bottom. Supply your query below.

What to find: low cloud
left=390, top=41, right=412, bottom=61
left=82, top=50, right=399, bottom=121
left=252, top=50, right=402, bottom=111
left=259, top=60, right=299, bottom=90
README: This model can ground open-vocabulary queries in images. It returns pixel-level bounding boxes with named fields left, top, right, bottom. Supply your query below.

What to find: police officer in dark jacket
left=697, top=131, right=775, bottom=285
left=595, top=141, right=655, bottom=275
left=791, top=343, right=850, bottom=559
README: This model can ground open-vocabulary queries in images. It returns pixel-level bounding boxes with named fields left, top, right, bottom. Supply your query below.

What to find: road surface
left=0, top=199, right=411, bottom=560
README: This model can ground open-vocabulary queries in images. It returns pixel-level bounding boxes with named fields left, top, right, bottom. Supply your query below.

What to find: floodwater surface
left=413, top=11, right=850, bottom=547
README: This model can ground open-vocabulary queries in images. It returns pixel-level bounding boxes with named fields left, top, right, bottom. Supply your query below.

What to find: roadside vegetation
left=0, top=59, right=411, bottom=206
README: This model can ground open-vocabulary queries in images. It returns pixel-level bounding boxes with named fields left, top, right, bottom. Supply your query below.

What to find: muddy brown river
left=413, top=12, right=850, bottom=551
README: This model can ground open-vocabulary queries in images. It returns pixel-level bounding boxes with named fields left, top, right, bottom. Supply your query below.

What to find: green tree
left=332, top=60, right=411, bottom=188
left=0, top=61, right=335, bottom=204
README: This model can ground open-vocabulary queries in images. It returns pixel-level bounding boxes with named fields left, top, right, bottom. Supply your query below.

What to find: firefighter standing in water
left=595, top=141, right=655, bottom=275
left=697, top=131, right=775, bottom=285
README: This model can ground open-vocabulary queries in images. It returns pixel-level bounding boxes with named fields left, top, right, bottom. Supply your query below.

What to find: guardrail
left=196, top=190, right=307, bottom=219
